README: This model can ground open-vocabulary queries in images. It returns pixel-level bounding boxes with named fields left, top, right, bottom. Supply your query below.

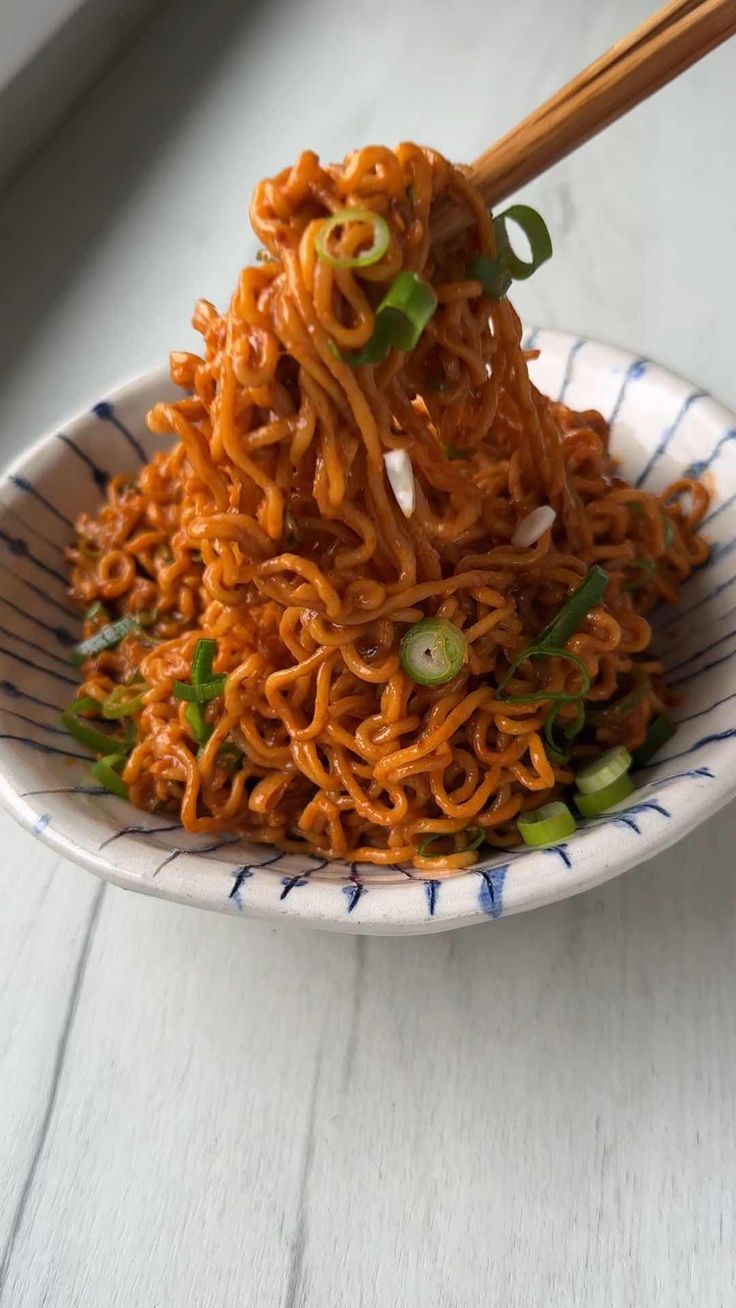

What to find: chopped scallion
left=71, top=614, right=140, bottom=665
left=62, top=709, right=126, bottom=756
left=314, top=208, right=390, bottom=269
left=575, top=745, right=632, bottom=795
left=91, top=753, right=128, bottom=799
left=400, top=617, right=466, bottom=687
left=623, top=558, right=657, bottom=592
left=69, top=696, right=101, bottom=715
left=173, top=676, right=226, bottom=703
left=631, top=713, right=676, bottom=767
left=544, top=701, right=585, bottom=763
left=417, top=827, right=485, bottom=857
left=336, top=271, right=437, bottom=367
left=102, top=683, right=146, bottom=719
left=467, top=204, right=552, bottom=299
left=539, top=566, right=608, bottom=649
left=574, top=771, right=634, bottom=817
left=498, top=646, right=590, bottom=704
left=518, top=802, right=576, bottom=847
left=186, top=701, right=212, bottom=745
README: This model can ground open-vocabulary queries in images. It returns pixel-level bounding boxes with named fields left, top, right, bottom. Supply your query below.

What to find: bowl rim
left=1, top=327, right=734, bottom=934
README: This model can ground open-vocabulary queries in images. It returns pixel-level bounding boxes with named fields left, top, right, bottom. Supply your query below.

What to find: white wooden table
left=1, top=3, right=735, bottom=1304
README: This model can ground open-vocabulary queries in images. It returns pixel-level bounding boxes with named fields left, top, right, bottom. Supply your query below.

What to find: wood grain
left=1, top=804, right=736, bottom=1307
left=433, top=0, right=736, bottom=239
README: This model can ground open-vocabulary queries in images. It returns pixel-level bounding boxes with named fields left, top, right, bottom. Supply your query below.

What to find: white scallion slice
left=384, top=448, right=416, bottom=518
left=511, top=505, right=556, bottom=548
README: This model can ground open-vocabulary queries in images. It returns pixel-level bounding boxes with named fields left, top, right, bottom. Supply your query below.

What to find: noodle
left=66, top=143, right=708, bottom=871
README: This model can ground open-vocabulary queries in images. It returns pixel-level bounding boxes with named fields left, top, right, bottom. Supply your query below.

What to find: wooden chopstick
left=432, top=0, right=736, bottom=241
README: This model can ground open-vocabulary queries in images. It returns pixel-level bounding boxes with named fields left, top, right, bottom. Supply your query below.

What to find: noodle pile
left=67, top=143, right=708, bottom=872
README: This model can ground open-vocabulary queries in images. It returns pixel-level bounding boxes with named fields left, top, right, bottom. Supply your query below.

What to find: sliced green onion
left=191, top=638, right=217, bottom=685
left=463, top=827, right=485, bottom=853
left=217, top=742, right=243, bottom=768
left=62, top=709, right=126, bottom=755
left=490, top=562, right=604, bottom=705
left=574, top=771, right=634, bottom=817
left=173, top=676, right=226, bottom=703
left=85, top=601, right=109, bottom=623
left=445, top=446, right=472, bottom=460
left=400, top=617, right=466, bottom=687
left=467, top=204, right=552, bottom=299
left=518, top=801, right=576, bottom=847
left=498, top=647, right=590, bottom=704
left=102, top=683, right=146, bottom=719
left=623, top=558, right=657, bottom=592
left=69, top=696, right=102, bottom=715
left=467, top=252, right=512, bottom=300
left=417, top=826, right=485, bottom=857
left=71, top=615, right=140, bottom=665
left=544, top=701, right=585, bottom=763
left=662, top=515, right=675, bottom=549
left=496, top=205, right=553, bottom=280
left=336, top=271, right=438, bottom=367
left=588, top=678, right=650, bottom=723
left=632, top=712, right=676, bottom=767
left=91, top=753, right=128, bottom=799
left=186, top=701, right=212, bottom=745
left=315, top=208, right=391, bottom=270
left=575, top=745, right=632, bottom=795
left=539, top=566, right=608, bottom=648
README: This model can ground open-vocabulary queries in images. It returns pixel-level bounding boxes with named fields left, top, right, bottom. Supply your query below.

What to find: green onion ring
left=498, top=647, right=591, bottom=704
left=539, top=566, right=608, bottom=648
left=336, top=271, right=437, bottom=367
left=400, top=617, right=466, bottom=687
left=71, top=614, right=140, bottom=665
left=574, top=771, right=634, bottom=817
left=575, top=745, right=632, bottom=795
left=62, top=710, right=126, bottom=756
left=314, top=208, right=391, bottom=269
left=102, top=684, right=146, bottom=719
left=631, top=713, right=676, bottom=767
left=173, top=676, right=226, bottom=703
left=518, top=802, right=576, bottom=847
left=91, top=753, right=128, bottom=799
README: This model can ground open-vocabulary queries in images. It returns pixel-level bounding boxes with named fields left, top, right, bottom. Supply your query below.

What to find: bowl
left=1, top=328, right=734, bottom=934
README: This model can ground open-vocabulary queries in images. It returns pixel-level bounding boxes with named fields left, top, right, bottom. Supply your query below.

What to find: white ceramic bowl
left=1, top=328, right=734, bottom=934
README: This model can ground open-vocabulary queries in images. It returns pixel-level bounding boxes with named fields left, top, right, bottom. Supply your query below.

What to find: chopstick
left=432, top=0, right=736, bottom=241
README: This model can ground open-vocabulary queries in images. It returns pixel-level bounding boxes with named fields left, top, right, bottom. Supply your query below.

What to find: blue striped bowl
left=0, top=330, right=734, bottom=934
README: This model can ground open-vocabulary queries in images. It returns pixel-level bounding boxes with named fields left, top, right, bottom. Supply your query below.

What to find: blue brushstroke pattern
left=543, top=843, right=572, bottom=868
left=56, top=434, right=109, bottom=489
left=9, top=476, right=74, bottom=528
left=478, top=865, right=507, bottom=918
left=638, top=728, right=736, bottom=768
left=656, top=573, right=736, bottom=634
left=0, top=641, right=77, bottom=685
left=0, top=529, right=69, bottom=585
left=666, top=622, right=736, bottom=677
left=424, top=879, right=440, bottom=916
left=343, top=883, right=366, bottom=913
left=635, top=389, right=705, bottom=488
left=557, top=337, right=586, bottom=403
left=93, top=401, right=147, bottom=462
left=280, top=874, right=308, bottom=900
left=609, top=357, right=647, bottom=425
left=685, top=427, right=736, bottom=479
left=229, top=866, right=254, bottom=908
